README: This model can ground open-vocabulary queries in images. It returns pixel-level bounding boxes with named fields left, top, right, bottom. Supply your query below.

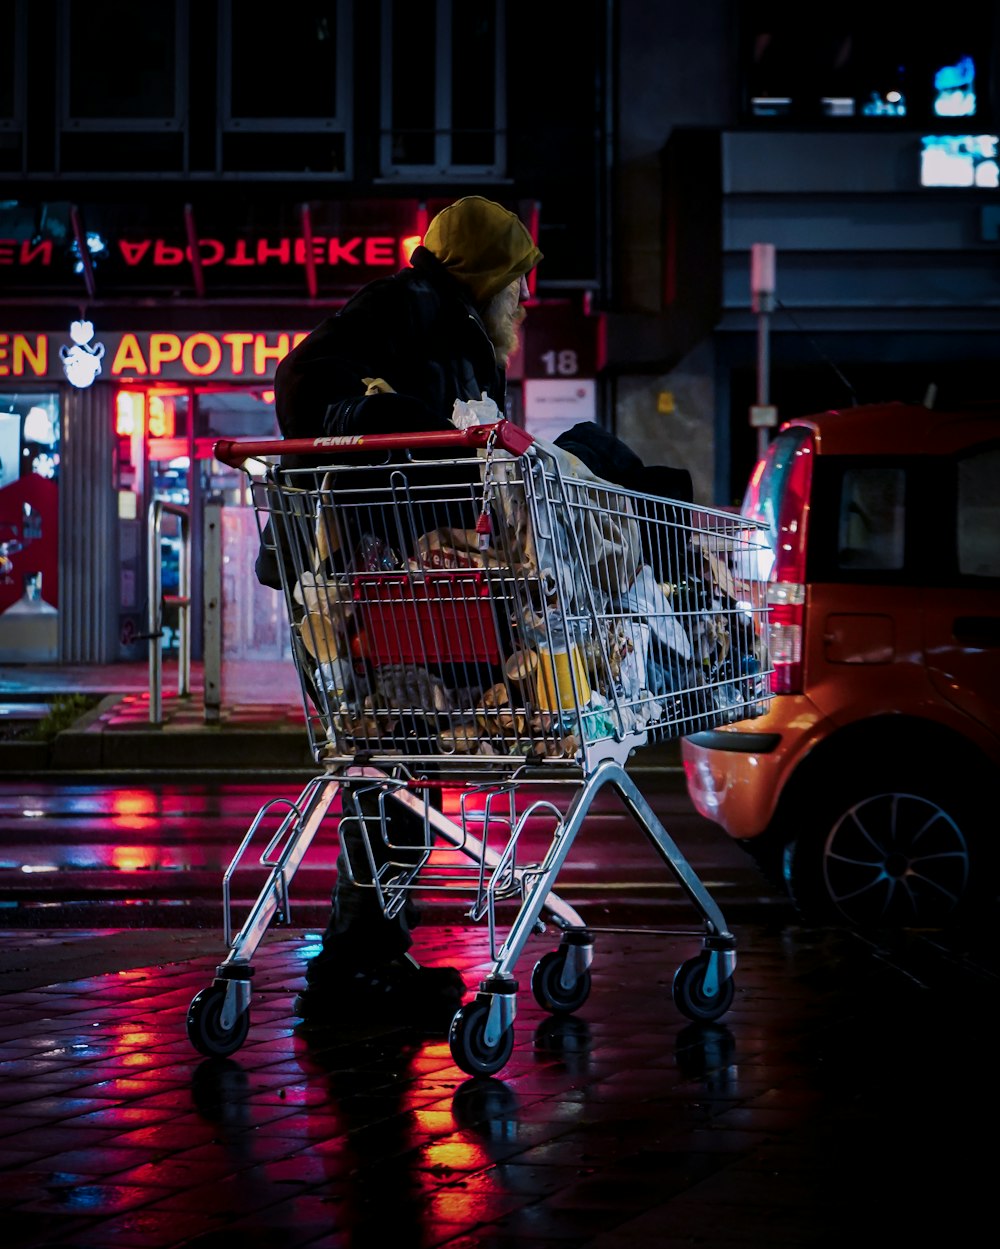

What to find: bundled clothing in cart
left=462, top=420, right=764, bottom=743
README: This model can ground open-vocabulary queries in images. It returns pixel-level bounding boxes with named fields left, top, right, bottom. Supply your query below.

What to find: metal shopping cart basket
left=186, top=420, right=773, bottom=1076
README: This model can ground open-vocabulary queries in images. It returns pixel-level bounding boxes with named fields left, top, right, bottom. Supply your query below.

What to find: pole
left=750, top=243, right=777, bottom=461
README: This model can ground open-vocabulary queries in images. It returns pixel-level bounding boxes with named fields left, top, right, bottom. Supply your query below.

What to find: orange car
left=681, top=401, right=1000, bottom=929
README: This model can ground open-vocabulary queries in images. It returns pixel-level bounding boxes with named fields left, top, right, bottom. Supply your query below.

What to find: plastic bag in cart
left=485, top=435, right=644, bottom=621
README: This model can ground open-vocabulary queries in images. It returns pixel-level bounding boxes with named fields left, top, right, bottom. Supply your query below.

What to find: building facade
left=1, top=1, right=996, bottom=664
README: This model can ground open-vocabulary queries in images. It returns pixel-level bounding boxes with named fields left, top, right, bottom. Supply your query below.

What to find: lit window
left=934, top=55, right=977, bottom=118
left=920, top=134, right=999, bottom=187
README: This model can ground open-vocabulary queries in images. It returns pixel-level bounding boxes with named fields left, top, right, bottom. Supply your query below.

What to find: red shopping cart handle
left=213, top=420, right=535, bottom=468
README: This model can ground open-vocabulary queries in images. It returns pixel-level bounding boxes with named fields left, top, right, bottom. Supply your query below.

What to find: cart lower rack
left=187, top=421, right=772, bottom=1076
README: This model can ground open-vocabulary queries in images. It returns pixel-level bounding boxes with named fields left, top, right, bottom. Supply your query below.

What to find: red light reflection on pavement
left=110, top=845, right=159, bottom=871
left=279, top=1029, right=514, bottom=1241
left=109, top=789, right=157, bottom=830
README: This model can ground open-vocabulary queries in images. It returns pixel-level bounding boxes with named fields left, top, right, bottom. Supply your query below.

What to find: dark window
left=836, top=467, right=906, bottom=571
left=958, top=444, right=1000, bottom=577
left=0, top=0, right=24, bottom=171
left=388, top=4, right=437, bottom=166
left=807, top=457, right=930, bottom=586
left=450, top=2, right=497, bottom=165
left=0, top=0, right=20, bottom=121
left=381, top=0, right=504, bottom=177
left=229, top=2, right=342, bottom=121
left=220, top=0, right=351, bottom=177
left=64, top=0, right=178, bottom=122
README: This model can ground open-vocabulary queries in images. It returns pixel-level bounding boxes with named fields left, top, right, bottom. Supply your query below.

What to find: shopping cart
left=186, top=420, right=773, bottom=1076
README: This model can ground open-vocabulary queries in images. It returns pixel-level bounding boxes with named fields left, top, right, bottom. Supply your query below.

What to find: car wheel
left=782, top=768, right=984, bottom=930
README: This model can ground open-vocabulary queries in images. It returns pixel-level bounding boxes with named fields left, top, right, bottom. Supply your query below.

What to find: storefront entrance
left=119, top=384, right=288, bottom=678
left=0, top=392, right=61, bottom=663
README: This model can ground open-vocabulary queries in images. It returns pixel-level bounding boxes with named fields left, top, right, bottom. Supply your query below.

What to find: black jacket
left=274, top=245, right=505, bottom=442
left=257, top=247, right=504, bottom=589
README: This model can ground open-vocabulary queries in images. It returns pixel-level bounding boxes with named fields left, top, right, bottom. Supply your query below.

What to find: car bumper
left=680, top=696, right=824, bottom=840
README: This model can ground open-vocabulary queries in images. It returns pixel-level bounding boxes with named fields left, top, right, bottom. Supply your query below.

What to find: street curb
left=6, top=686, right=687, bottom=778
left=44, top=693, right=315, bottom=772
left=65, top=728, right=316, bottom=771
left=0, top=739, right=52, bottom=772
left=47, top=693, right=120, bottom=770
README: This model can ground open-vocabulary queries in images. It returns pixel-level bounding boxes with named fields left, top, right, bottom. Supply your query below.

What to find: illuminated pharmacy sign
left=0, top=234, right=414, bottom=272
left=0, top=304, right=598, bottom=386
left=0, top=330, right=308, bottom=383
left=0, top=201, right=428, bottom=296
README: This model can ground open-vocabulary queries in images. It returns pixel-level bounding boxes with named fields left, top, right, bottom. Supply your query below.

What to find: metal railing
left=148, top=499, right=192, bottom=724
left=202, top=499, right=222, bottom=725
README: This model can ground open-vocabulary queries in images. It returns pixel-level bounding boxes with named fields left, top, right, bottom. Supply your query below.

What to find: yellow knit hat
left=423, top=196, right=542, bottom=306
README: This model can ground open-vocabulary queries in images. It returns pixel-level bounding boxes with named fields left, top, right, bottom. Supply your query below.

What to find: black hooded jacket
left=274, top=245, right=505, bottom=442
left=256, top=247, right=506, bottom=589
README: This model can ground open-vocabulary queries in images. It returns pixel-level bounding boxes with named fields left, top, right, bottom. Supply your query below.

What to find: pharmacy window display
left=0, top=394, right=60, bottom=662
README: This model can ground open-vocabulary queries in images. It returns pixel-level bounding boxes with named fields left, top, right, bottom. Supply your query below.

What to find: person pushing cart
left=185, top=197, right=773, bottom=1077
left=256, top=196, right=544, bottom=1032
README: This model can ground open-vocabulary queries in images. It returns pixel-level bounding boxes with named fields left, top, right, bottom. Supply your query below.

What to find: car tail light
left=765, top=436, right=814, bottom=694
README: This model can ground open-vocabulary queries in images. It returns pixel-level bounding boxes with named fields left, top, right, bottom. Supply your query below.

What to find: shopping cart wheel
left=531, top=949, right=592, bottom=1015
left=186, top=985, right=251, bottom=1058
left=672, top=954, right=735, bottom=1023
left=449, top=1001, right=515, bottom=1077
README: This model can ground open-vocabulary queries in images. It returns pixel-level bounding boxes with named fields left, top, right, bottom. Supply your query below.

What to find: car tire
left=781, top=763, right=987, bottom=930
left=736, top=833, right=785, bottom=889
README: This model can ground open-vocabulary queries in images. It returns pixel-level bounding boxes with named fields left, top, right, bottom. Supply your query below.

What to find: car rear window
left=836, top=467, right=906, bottom=571
left=958, top=444, right=1000, bottom=578
left=746, top=422, right=1000, bottom=589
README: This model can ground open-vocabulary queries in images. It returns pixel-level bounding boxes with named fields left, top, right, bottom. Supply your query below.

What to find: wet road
left=1, top=770, right=996, bottom=999
left=0, top=770, right=787, bottom=931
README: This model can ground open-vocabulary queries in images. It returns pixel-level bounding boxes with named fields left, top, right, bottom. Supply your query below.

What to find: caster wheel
left=449, top=1000, right=515, bottom=1077
left=186, top=984, right=250, bottom=1058
left=531, top=948, right=592, bottom=1014
left=672, top=954, right=735, bottom=1023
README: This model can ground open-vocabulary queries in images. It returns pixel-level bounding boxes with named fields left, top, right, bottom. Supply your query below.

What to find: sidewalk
left=1, top=916, right=994, bottom=1249
left=1, top=661, right=320, bottom=776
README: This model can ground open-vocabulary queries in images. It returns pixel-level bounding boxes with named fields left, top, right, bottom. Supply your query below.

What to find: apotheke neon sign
left=0, top=234, right=421, bottom=271
left=0, top=330, right=309, bottom=382
left=111, top=331, right=308, bottom=376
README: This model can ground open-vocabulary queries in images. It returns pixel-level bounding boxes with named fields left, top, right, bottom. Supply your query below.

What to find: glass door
left=139, top=383, right=294, bottom=696
left=195, top=389, right=300, bottom=704
left=0, top=392, right=61, bottom=662
left=145, top=388, right=193, bottom=657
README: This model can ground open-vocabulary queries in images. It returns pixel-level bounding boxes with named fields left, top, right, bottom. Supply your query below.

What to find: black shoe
left=293, top=957, right=465, bottom=1034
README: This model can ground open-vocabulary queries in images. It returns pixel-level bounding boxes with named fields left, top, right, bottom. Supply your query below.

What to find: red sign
left=0, top=235, right=412, bottom=272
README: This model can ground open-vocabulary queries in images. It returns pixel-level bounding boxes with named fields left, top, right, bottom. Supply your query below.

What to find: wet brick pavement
left=1, top=916, right=996, bottom=1249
